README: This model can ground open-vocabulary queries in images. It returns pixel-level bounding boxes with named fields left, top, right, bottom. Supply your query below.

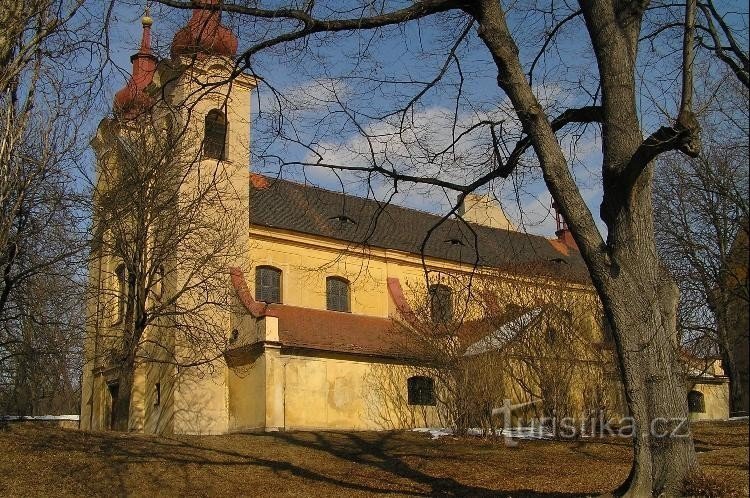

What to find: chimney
left=552, top=200, right=578, bottom=251
left=459, top=193, right=516, bottom=231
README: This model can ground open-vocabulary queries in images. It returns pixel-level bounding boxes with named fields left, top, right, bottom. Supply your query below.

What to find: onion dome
left=170, top=0, right=238, bottom=59
left=113, top=11, right=158, bottom=118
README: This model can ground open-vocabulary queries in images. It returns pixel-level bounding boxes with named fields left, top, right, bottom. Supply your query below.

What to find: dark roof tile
left=249, top=175, right=590, bottom=283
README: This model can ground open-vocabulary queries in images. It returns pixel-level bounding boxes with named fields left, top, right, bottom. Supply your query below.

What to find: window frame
left=407, top=376, right=436, bottom=406
left=687, top=390, right=705, bottom=413
left=203, top=109, right=228, bottom=160
left=255, top=266, right=282, bottom=304
left=326, top=276, right=351, bottom=312
left=428, top=283, right=453, bottom=323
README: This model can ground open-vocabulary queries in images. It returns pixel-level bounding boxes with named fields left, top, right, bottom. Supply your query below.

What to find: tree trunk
left=469, top=1, right=698, bottom=494
left=605, top=273, right=697, bottom=496
left=598, top=158, right=698, bottom=496
left=721, top=341, right=747, bottom=417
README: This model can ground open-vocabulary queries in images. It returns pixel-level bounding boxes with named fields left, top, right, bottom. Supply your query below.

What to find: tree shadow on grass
left=269, top=430, right=593, bottom=497
left=8, top=426, right=597, bottom=497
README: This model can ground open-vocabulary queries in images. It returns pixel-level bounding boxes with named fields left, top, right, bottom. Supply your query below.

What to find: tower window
left=153, top=265, right=165, bottom=301
left=428, top=284, right=453, bottom=323
left=115, top=263, right=127, bottom=324
left=204, top=109, right=227, bottom=160
left=407, top=376, right=436, bottom=406
left=326, top=277, right=350, bottom=312
left=255, top=266, right=282, bottom=304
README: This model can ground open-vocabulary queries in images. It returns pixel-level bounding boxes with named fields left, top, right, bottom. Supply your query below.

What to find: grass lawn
left=0, top=420, right=746, bottom=497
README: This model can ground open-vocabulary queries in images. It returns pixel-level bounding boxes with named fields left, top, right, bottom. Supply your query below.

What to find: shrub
left=683, top=470, right=743, bottom=498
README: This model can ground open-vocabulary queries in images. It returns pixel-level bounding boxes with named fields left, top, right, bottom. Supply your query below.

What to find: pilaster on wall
left=129, top=364, right=146, bottom=431
left=264, top=343, right=285, bottom=431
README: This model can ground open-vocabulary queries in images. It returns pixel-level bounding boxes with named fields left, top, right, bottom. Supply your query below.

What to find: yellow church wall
left=142, top=354, right=176, bottom=435
left=227, top=347, right=267, bottom=431
left=247, top=225, right=597, bottom=321
left=172, top=362, right=229, bottom=435
left=689, top=381, right=730, bottom=422
left=276, top=351, right=440, bottom=431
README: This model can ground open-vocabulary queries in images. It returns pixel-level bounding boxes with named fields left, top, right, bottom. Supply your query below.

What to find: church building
left=80, top=2, right=729, bottom=435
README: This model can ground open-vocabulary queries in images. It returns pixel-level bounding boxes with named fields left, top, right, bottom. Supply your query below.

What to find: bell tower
left=160, top=0, right=257, bottom=435
left=162, top=0, right=257, bottom=267
left=82, top=1, right=258, bottom=435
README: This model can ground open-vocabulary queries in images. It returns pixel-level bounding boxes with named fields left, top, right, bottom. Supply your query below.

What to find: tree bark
left=601, top=228, right=697, bottom=497
left=469, top=0, right=697, bottom=494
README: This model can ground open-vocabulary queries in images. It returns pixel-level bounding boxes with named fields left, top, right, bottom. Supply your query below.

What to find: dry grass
left=0, top=420, right=746, bottom=497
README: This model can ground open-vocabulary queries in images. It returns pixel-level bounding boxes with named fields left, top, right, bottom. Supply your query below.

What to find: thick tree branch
left=621, top=0, right=701, bottom=196
left=155, top=0, right=462, bottom=35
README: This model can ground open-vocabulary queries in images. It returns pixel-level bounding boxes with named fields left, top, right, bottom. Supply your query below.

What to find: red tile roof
left=270, top=305, right=412, bottom=358
left=231, top=267, right=414, bottom=358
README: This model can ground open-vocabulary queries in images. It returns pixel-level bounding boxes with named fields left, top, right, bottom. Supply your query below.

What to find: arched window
left=687, top=390, right=705, bottom=413
left=407, top=376, right=436, bottom=406
left=326, top=277, right=350, bottom=312
left=203, top=109, right=227, bottom=160
left=428, top=284, right=453, bottom=323
left=255, top=266, right=282, bottom=304
left=115, top=264, right=127, bottom=323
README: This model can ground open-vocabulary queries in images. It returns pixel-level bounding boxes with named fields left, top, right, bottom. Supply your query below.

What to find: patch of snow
left=413, top=427, right=453, bottom=439
left=413, top=426, right=555, bottom=440
left=1, top=415, right=79, bottom=421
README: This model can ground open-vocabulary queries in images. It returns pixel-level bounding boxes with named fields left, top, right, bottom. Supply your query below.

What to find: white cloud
left=253, top=77, right=349, bottom=116
left=263, top=81, right=606, bottom=238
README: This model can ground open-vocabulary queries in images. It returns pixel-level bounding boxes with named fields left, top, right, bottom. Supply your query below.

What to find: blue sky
left=98, top=1, right=747, bottom=239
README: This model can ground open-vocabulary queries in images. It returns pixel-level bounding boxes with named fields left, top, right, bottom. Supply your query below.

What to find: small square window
left=407, top=376, right=436, bottom=406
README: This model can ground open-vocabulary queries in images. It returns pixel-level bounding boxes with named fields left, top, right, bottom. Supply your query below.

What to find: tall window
left=326, top=277, right=350, bottom=312
left=115, top=264, right=127, bottom=323
left=255, top=266, right=282, bottom=303
left=687, top=390, right=705, bottom=413
left=407, top=376, right=436, bottom=406
left=204, top=109, right=227, bottom=160
left=428, top=284, right=453, bottom=323
left=152, top=265, right=165, bottom=301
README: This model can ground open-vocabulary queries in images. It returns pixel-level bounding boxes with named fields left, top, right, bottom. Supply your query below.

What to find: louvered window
left=204, top=109, right=227, bottom=160
left=428, top=284, right=453, bottom=323
left=255, top=266, right=281, bottom=304
left=407, top=376, right=436, bottom=406
left=326, top=277, right=350, bottom=312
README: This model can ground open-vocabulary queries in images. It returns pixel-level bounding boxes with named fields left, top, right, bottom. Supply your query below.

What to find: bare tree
left=146, top=0, right=748, bottom=494
left=655, top=74, right=749, bottom=416
left=391, top=271, right=615, bottom=438
left=0, top=0, right=91, bottom=415
left=88, top=107, right=249, bottom=430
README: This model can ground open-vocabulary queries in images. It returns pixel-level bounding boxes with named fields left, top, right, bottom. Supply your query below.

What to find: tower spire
left=551, top=200, right=577, bottom=251
left=113, top=8, right=159, bottom=118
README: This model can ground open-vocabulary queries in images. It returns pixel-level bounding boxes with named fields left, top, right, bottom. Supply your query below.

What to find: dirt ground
left=0, top=420, right=746, bottom=497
